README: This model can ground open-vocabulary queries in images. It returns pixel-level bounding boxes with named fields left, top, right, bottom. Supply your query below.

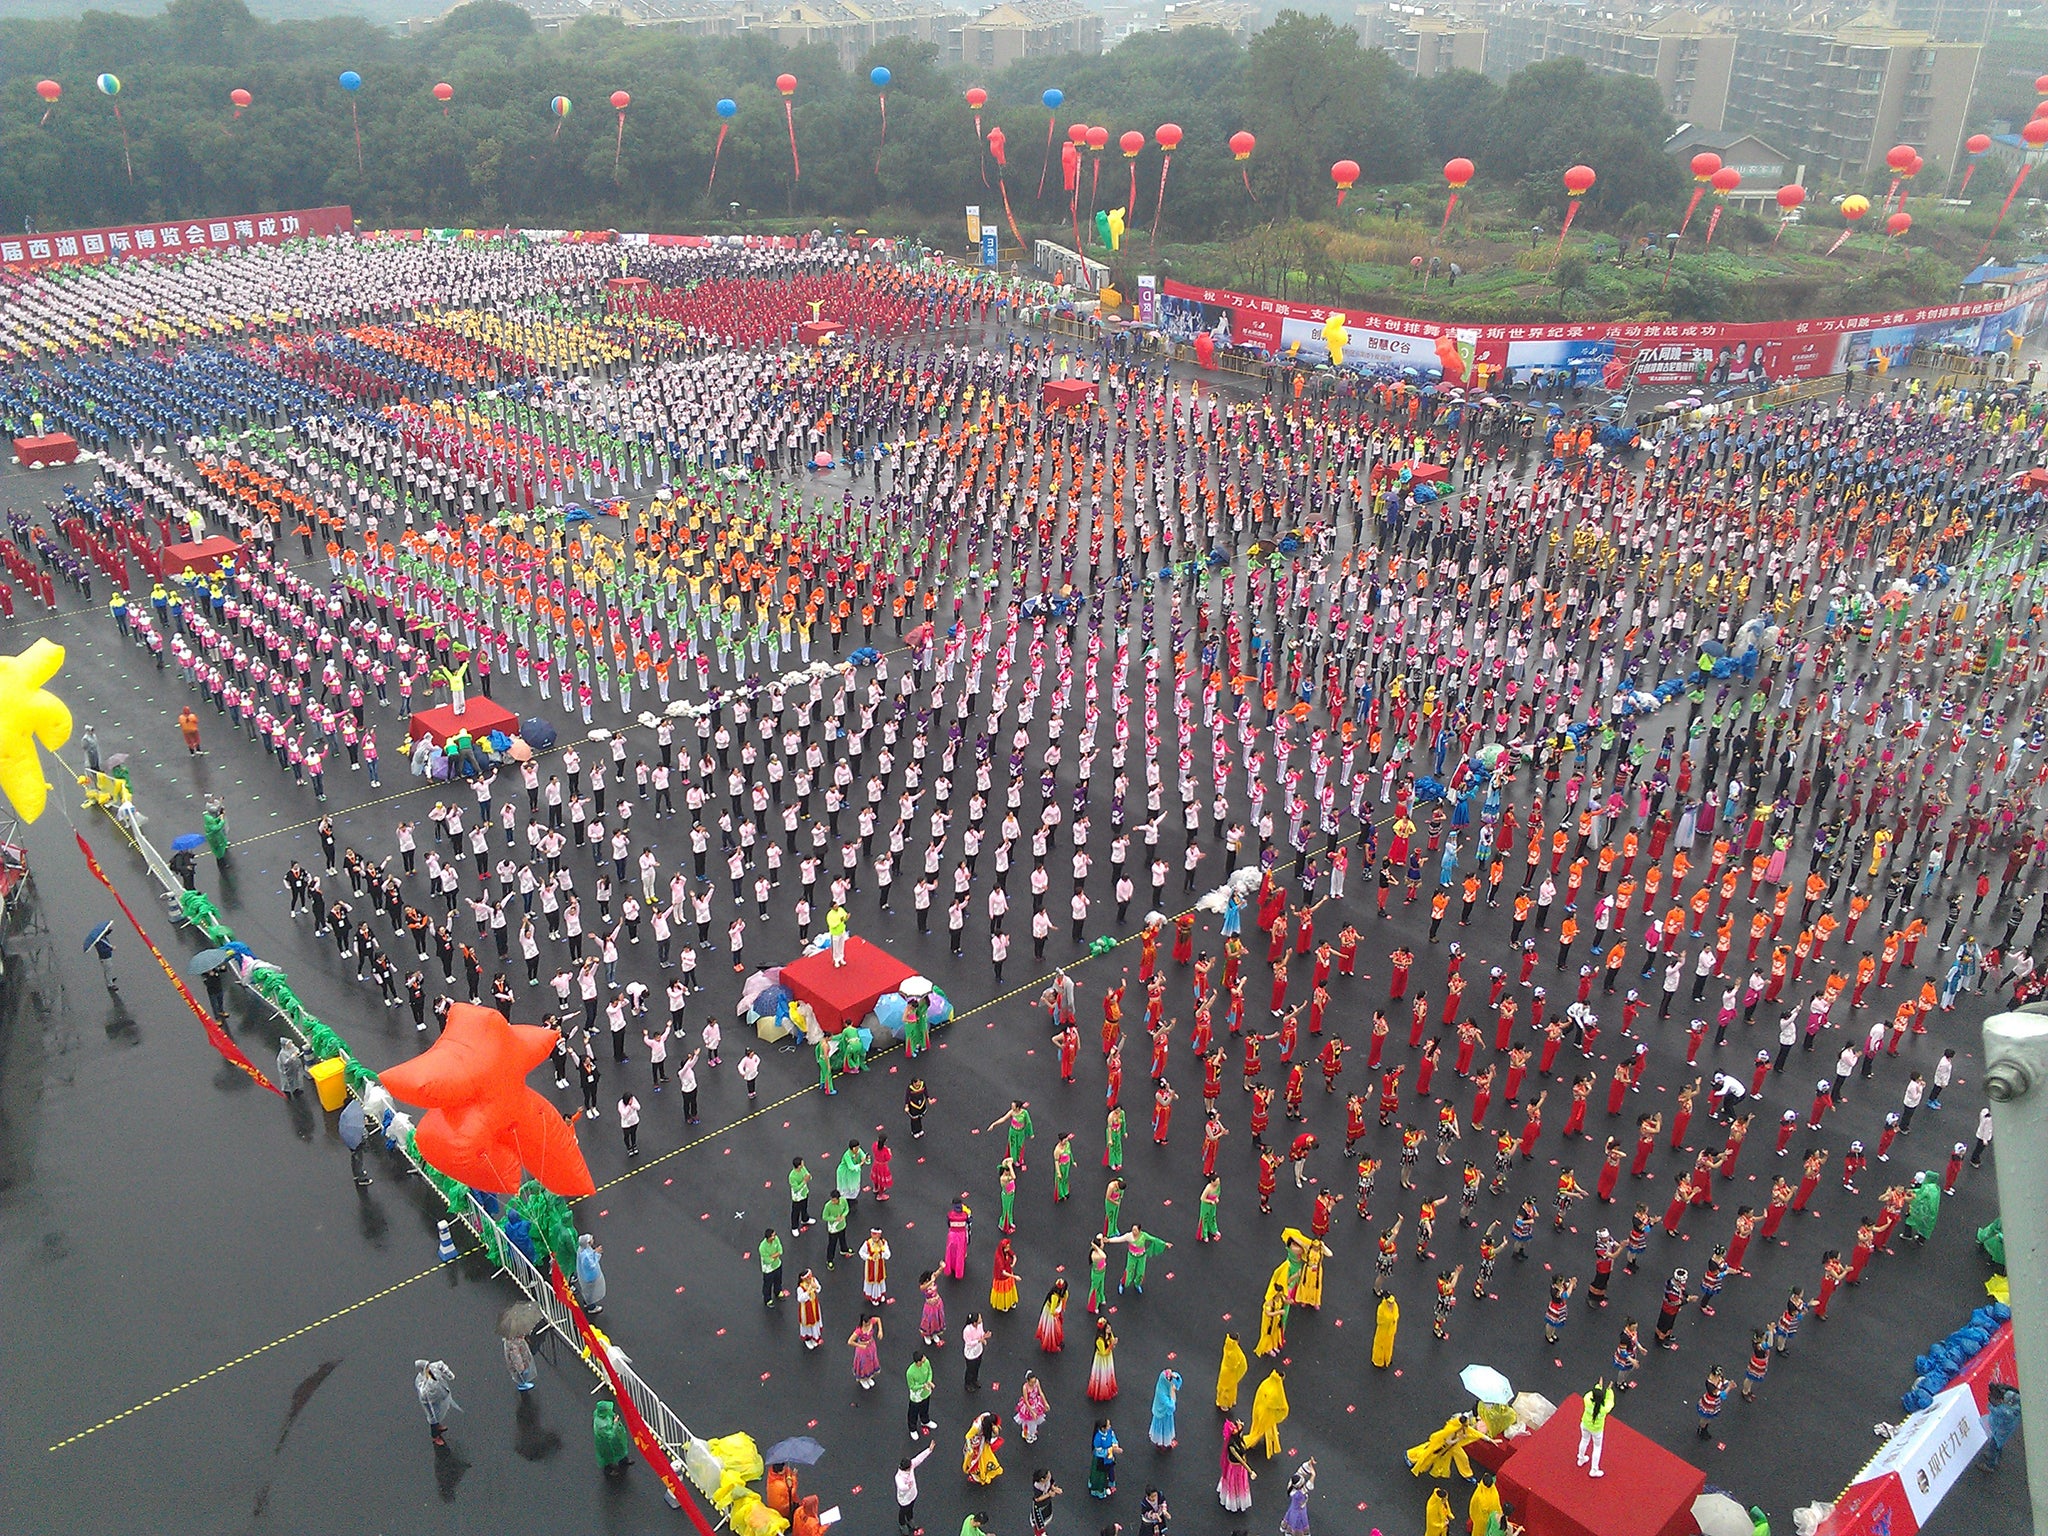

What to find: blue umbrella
left=171, top=833, right=208, bottom=852
left=83, top=920, right=114, bottom=955
left=763, top=1436, right=826, bottom=1466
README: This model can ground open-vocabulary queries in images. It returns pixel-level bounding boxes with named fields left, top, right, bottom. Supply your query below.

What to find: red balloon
left=1775, top=183, right=1806, bottom=210
left=35, top=79, right=60, bottom=103
left=1119, top=129, right=1145, bottom=157
left=1709, top=166, right=1741, bottom=193
left=965, top=87, right=988, bottom=110
left=1444, top=156, right=1474, bottom=188
left=230, top=88, right=252, bottom=108
left=1085, top=125, right=1109, bottom=150
left=1067, top=122, right=1089, bottom=145
left=1886, top=211, right=1912, bottom=236
left=380, top=1004, right=597, bottom=1199
left=1689, top=151, right=1722, bottom=181
left=776, top=73, right=797, bottom=97
left=1229, top=130, right=1256, bottom=161
left=1331, top=158, right=1360, bottom=188
left=1885, top=142, right=1915, bottom=173
left=1155, top=122, right=1182, bottom=151
left=433, top=81, right=454, bottom=102
left=2024, top=118, right=2048, bottom=146
left=610, top=90, right=630, bottom=110
left=1563, top=163, right=1596, bottom=196
left=1907, top=153, right=1922, bottom=176
left=1967, top=133, right=1992, bottom=155
left=2036, top=72, right=2048, bottom=93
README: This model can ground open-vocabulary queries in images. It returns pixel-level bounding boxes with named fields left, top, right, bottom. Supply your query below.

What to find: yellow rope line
left=46, top=1247, right=477, bottom=1452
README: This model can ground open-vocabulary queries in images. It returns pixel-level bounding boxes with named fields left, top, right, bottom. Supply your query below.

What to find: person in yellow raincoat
left=1467, top=1472, right=1503, bottom=1536
left=1280, top=1229, right=1330, bottom=1310
left=1215, top=1331, right=1248, bottom=1411
left=1246, top=1367, right=1289, bottom=1458
left=1425, top=1485, right=1454, bottom=1536
left=1407, top=1412, right=1481, bottom=1479
left=1371, top=1294, right=1399, bottom=1369
left=1254, top=1273, right=1290, bottom=1357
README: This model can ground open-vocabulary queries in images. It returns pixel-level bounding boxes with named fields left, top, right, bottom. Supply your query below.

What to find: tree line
left=0, top=0, right=1685, bottom=248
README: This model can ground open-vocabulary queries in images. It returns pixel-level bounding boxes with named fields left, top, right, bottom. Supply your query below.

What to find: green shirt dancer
left=1118, top=1227, right=1170, bottom=1293
left=1053, top=1134, right=1075, bottom=1201
left=1105, top=1107, right=1127, bottom=1172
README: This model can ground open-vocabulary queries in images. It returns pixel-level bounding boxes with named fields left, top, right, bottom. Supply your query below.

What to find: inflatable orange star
left=380, top=1003, right=596, bottom=1197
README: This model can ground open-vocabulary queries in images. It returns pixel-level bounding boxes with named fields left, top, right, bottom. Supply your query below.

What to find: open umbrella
left=186, top=947, right=234, bottom=975
left=763, top=1435, right=826, bottom=1466
left=497, top=1300, right=546, bottom=1339
left=1691, top=1492, right=1754, bottom=1536
left=1459, top=1364, right=1514, bottom=1405
left=171, top=833, right=208, bottom=852
left=82, top=920, right=114, bottom=955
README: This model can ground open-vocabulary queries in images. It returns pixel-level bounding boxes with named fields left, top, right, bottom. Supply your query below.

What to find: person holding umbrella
left=498, top=1303, right=542, bottom=1391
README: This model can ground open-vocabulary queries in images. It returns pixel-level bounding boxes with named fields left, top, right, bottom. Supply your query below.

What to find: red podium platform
left=162, top=536, right=241, bottom=577
left=1496, top=1396, right=1704, bottom=1536
left=408, top=698, right=520, bottom=748
left=797, top=319, right=843, bottom=345
left=13, top=433, right=78, bottom=468
left=782, top=937, right=918, bottom=1034
left=1043, top=379, right=1095, bottom=410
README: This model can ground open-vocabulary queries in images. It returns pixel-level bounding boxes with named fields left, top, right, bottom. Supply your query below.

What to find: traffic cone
left=436, top=1219, right=458, bottom=1262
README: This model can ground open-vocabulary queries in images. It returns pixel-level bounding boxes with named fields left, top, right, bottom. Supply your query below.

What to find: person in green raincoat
left=594, top=1401, right=633, bottom=1472
left=202, top=803, right=229, bottom=862
left=1904, top=1170, right=1942, bottom=1244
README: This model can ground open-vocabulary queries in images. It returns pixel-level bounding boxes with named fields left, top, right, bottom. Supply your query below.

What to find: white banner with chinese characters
left=0, top=206, right=353, bottom=270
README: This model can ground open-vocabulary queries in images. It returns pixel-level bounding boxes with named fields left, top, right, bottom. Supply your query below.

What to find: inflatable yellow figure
left=1215, top=1331, right=1248, bottom=1411
left=1246, top=1367, right=1289, bottom=1457
left=1321, top=311, right=1349, bottom=367
left=0, top=639, right=71, bottom=823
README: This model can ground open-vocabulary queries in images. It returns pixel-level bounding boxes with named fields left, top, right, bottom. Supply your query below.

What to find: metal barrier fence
left=90, top=796, right=700, bottom=1516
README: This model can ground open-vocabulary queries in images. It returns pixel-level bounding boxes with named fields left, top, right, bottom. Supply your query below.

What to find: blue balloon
left=716, top=97, right=737, bottom=118
left=870, top=67, right=891, bottom=88
left=339, top=70, right=362, bottom=92
left=1042, top=88, right=1064, bottom=109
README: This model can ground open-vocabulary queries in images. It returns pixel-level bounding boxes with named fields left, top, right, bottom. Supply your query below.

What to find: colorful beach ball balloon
left=96, top=73, right=121, bottom=96
left=551, top=95, right=571, bottom=118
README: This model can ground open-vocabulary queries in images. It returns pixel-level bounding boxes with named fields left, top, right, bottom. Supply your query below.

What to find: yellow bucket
left=308, top=1057, right=349, bottom=1112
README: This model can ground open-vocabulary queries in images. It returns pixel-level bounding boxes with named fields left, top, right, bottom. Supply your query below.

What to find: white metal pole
left=1981, top=1003, right=2048, bottom=1526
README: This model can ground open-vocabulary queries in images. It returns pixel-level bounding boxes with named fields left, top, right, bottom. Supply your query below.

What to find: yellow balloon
left=0, top=639, right=71, bottom=823
left=1321, top=310, right=1349, bottom=367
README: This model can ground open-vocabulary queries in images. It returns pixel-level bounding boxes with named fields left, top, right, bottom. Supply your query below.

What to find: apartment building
left=1356, top=4, right=1491, bottom=75
left=1471, top=3, right=1977, bottom=181
left=959, top=0, right=1105, bottom=66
